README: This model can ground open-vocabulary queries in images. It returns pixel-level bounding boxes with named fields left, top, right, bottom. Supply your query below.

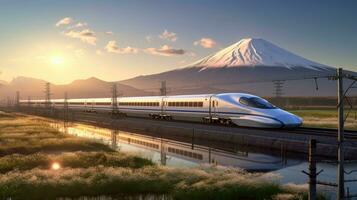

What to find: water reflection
left=53, top=123, right=299, bottom=171
left=52, top=122, right=357, bottom=198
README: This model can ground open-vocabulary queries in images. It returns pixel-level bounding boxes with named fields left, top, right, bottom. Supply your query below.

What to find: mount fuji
left=120, top=38, right=343, bottom=96
left=190, top=38, right=331, bottom=71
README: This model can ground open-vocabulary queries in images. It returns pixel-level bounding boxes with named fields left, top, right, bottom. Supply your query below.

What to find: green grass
left=289, top=109, right=357, bottom=130
left=0, top=111, right=316, bottom=200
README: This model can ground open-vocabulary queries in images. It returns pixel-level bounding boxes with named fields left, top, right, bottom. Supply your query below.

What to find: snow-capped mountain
left=190, top=38, right=332, bottom=71
left=120, top=38, right=341, bottom=96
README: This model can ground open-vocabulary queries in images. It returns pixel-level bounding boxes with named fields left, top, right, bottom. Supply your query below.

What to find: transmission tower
left=111, top=83, right=118, bottom=114
left=160, top=80, right=167, bottom=96
left=273, top=80, right=285, bottom=97
left=6, top=96, right=11, bottom=107
left=63, top=92, right=69, bottom=130
left=15, top=91, right=20, bottom=108
left=44, top=82, right=52, bottom=109
left=27, top=96, right=31, bottom=107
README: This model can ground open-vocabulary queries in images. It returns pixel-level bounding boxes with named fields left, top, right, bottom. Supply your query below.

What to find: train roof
left=20, top=93, right=260, bottom=102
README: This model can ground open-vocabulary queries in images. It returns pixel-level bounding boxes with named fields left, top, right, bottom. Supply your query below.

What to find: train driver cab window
left=239, top=97, right=276, bottom=109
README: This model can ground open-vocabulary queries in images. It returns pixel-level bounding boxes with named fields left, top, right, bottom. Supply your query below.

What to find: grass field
left=289, top=109, right=357, bottom=130
left=0, top=111, right=319, bottom=200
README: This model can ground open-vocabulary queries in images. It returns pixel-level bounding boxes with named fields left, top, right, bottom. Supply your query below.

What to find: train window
left=184, top=102, right=188, bottom=107
left=96, top=102, right=111, bottom=105
left=188, top=102, right=193, bottom=107
left=239, top=97, right=276, bottom=109
left=198, top=102, right=203, bottom=107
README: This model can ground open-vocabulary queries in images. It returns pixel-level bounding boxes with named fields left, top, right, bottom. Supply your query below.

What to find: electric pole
left=15, top=91, right=20, bottom=108
left=44, top=82, right=51, bottom=109
left=111, top=83, right=118, bottom=114
left=160, top=80, right=167, bottom=96
left=337, top=68, right=345, bottom=200
left=27, top=96, right=31, bottom=107
left=273, top=80, right=285, bottom=98
left=63, top=92, right=69, bottom=130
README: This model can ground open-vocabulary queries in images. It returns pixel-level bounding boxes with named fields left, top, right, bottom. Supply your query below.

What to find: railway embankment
left=3, top=107, right=357, bottom=160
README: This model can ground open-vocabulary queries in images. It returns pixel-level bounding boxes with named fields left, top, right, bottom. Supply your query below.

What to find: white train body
left=20, top=93, right=302, bottom=128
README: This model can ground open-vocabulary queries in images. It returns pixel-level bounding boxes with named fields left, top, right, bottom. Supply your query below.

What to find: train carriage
left=19, top=93, right=302, bottom=128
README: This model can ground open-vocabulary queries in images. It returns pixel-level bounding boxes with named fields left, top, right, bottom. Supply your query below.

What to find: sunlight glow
left=51, top=162, right=61, bottom=170
left=50, top=55, right=64, bottom=65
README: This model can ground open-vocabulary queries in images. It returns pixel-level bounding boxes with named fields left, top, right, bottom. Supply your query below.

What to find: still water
left=53, top=123, right=357, bottom=199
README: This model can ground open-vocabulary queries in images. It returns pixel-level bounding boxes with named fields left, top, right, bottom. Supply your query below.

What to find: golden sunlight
left=51, top=162, right=61, bottom=170
left=50, top=55, right=64, bottom=65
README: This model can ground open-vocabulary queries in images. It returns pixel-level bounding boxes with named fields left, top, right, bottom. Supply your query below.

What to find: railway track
left=71, top=111, right=357, bottom=141
left=5, top=107, right=357, bottom=141
left=286, top=127, right=357, bottom=140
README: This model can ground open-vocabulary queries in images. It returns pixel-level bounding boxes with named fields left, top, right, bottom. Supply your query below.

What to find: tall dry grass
left=0, top=165, right=310, bottom=200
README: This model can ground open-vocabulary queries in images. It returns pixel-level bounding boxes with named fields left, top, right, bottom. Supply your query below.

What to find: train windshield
left=239, top=97, right=276, bottom=109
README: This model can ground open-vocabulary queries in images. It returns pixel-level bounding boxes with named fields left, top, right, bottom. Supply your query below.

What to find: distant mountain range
left=0, top=76, right=151, bottom=100
left=1, top=38, right=355, bottom=99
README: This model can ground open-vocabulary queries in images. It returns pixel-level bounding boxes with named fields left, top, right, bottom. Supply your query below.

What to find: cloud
left=159, top=30, right=177, bottom=42
left=96, top=50, right=103, bottom=55
left=74, top=22, right=87, bottom=28
left=105, top=40, right=138, bottom=54
left=65, top=29, right=97, bottom=45
left=56, top=17, right=73, bottom=27
left=194, top=37, right=217, bottom=48
left=145, top=45, right=185, bottom=56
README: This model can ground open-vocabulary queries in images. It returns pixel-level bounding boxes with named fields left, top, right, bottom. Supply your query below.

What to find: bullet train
left=20, top=93, right=302, bottom=128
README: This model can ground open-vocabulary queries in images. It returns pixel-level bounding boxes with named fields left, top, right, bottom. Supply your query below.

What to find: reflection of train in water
left=62, top=124, right=290, bottom=170
left=21, top=93, right=302, bottom=128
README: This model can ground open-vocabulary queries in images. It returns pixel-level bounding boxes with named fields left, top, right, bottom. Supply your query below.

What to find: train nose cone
left=279, top=113, right=302, bottom=128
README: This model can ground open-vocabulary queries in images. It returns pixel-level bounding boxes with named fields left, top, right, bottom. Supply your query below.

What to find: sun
left=50, top=55, right=64, bottom=65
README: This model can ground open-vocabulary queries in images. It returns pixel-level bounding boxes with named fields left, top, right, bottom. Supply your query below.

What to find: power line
left=139, top=74, right=337, bottom=93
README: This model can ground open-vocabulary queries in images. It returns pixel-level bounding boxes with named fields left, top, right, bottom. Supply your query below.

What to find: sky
left=0, top=0, right=356, bottom=84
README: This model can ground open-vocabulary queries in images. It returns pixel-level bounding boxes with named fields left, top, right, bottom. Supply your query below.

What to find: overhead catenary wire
left=138, top=74, right=337, bottom=93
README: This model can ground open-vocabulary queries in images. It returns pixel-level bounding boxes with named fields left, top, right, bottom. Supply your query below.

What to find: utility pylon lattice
left=6, top=96, right=11, bottom=107
left=15, top=91, right=20, bottom=108
left=160, top=80, right=167, bottom=96
left=27, top=96, right=31, bottom=107
left=111, top=83, right=118, bottom=114
left=63, top=92, right=69, bottom=129
left=273, top=80, right=285, bottom=97
left=44, top=82, right=52, bottom=109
